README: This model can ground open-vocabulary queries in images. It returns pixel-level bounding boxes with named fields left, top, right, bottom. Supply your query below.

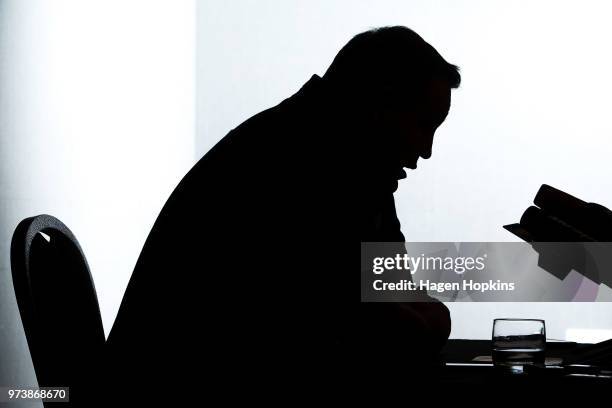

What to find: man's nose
left=419, top=134, right=434, bottom=159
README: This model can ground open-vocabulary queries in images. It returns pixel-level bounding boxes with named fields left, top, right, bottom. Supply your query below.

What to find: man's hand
left=360, top=299, right=451, bottom=359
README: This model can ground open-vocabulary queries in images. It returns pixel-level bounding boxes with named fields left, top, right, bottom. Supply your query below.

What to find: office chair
left=10, top=214, right=105, bottom=404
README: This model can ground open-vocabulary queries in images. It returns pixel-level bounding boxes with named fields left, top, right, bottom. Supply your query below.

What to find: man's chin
left=363, top=174, right=402, bottom=193
left=386, top=174, right=406, bottom=193
left=367, top=179, right=399, bottom=194
left=388, top=179, right=399, bottom=193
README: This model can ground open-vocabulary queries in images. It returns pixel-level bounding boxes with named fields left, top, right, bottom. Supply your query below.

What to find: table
left=437, top=339, right=612, bottom=394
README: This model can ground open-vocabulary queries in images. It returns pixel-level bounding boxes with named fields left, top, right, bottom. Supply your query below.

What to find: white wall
left=0, top=0, right=195, bottom=391
left=197, top=0, right=612, bottom=341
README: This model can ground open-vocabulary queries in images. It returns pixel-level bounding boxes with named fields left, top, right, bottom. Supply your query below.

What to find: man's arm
left=360, top=192, right=451, bottom=357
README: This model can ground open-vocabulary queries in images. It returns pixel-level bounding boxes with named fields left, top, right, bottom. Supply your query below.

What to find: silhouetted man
left=105, top=26, right=461, bottom=398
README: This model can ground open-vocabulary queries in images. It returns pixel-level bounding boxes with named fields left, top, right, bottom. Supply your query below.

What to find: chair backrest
left=10, top=214, right=105, bottom=392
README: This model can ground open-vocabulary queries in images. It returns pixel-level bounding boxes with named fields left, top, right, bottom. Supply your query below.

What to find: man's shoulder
left=231, top=91, right=315, bottom=138
left=223, top=75, right=326, bottom=143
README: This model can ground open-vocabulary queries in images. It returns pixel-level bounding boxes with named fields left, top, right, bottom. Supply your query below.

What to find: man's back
left=106, top=76, right=352, bottom=392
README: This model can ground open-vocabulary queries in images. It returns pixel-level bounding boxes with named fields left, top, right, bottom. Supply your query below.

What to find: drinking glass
left=492, top=318, right=546, bottom=372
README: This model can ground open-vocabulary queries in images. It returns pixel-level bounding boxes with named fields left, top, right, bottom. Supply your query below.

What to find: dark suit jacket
left=105, top=75, right=446, bottom=397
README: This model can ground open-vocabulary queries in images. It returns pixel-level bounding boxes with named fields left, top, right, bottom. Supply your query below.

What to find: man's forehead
left=424, top=78, right=451, bottom=121
left=428, top=79, right=451, bottom=108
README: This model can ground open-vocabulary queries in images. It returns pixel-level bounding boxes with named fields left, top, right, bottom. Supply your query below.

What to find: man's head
left=322, top=26, right=460, bottom=191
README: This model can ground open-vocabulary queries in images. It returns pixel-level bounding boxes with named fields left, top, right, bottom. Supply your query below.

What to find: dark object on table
left=562, top=338, right=612, bottom=367
left=10, top=214, right=105, bottom=405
